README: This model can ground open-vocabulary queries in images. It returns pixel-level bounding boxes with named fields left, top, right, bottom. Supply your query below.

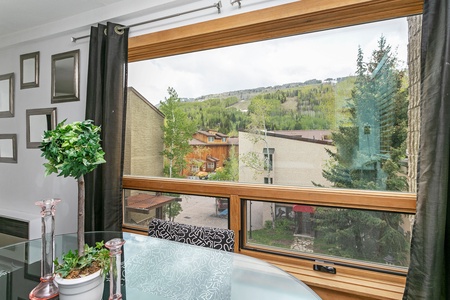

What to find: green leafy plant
left=41, top=119, right=105, bottom=179
left=54, top=241, right=110, bottom=279
left=40, top=119, right=106, bottom=276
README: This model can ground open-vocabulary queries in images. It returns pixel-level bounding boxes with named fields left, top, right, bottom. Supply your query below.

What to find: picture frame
left=0, top=73, right=14, bottom=118
left=26, top=108, right=57, bottom=149
left=51, top=49, right=80, bottom=103
left=0, top=134, right=17, bottom=163
left=20, top=51, right=39, bottom=89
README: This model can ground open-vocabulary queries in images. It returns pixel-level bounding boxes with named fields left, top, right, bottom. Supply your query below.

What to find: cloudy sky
left=128, top=17, right=408, bottom=105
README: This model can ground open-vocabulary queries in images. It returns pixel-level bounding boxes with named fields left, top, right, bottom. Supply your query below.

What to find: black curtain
left=403, top=0, right=450, bottom=298
left=84, top=22, right=129, bottom=232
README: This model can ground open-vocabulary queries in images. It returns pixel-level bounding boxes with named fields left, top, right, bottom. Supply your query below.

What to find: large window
left=126, top=15, right=415, bottom=268
left=124, top=1, right=422, bottom=297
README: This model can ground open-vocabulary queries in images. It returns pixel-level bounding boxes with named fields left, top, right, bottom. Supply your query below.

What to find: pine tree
left=316, top=36, right=409, bottom=266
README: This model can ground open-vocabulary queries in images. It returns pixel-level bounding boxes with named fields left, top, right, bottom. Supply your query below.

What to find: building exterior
left=184, top=130, right=239, bottom=177
left=124, top=87, right=165, bottom=177
left=239, top=130, right=335, bottom=232
left=123, top=87, right=178, bottom=228
left=239, top=130, right=333, bottom=187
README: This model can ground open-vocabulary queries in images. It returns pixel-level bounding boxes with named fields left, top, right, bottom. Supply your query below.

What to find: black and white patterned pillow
left=148, top=218, right=235, bottom=252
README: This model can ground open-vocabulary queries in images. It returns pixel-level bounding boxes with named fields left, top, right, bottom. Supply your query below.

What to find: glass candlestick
left=105, top=238, right=126, bottom=300
left=29, top=198, right=61, bottom=300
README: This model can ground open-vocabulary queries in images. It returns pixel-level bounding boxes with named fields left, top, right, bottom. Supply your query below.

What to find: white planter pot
left=55, top=270, right=104, bottom=300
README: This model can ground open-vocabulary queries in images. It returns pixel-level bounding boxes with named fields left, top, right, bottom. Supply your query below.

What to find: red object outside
left=293, top=205, right=315, bottom=213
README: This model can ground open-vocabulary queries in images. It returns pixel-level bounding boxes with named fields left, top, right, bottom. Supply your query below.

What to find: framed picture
left=26, top=108, right=57, bottom=149
left=0, top=134, right=17, bottom=163
left=0, top=73, right=14, bottom=118
left=20, top=52, right=39, bottom=89
left=51, top=50, right=80, bottom=103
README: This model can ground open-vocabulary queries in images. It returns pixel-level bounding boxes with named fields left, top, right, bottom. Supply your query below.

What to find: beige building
left=124, top=87, right=164, bottom=177
left=239, top=130, right=334, bottom=187
left=239, top=130, right=335, bottom=231
left=123, top=87, right=170, bottom=229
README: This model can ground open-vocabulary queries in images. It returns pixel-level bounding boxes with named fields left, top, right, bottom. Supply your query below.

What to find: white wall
left=0, top=0, right=296, bottom=236
left=0, top=35, right=89, bottom=235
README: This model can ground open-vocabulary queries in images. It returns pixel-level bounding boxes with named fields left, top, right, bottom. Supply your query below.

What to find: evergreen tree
left=160, top=87, right=196, bottom=178
left=316, top=36, right=409, bottom=266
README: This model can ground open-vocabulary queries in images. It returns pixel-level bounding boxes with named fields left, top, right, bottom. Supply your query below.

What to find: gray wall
left=0, top=34, right=89, bottom=236
left=0, top=0, right=290, bottom=236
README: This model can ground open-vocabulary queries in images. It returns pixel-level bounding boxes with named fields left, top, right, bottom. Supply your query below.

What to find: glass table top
left=0, top=231, right=321, bottom=300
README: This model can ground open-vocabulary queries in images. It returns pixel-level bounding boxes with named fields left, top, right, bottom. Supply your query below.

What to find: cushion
left=148, top=218, right=235, bottom=252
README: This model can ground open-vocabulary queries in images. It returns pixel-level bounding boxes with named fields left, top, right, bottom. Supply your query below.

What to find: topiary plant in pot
left=40, top=119, right=108, bottom=290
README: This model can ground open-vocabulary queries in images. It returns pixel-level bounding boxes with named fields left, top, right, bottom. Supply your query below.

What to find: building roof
left=190, top=130, right=238, bottom=146
left=127, top=87, right=165, bottom=119
left=197, top=130, right=229, bottom=138
left=241, top=130, right=333, bottom=145
left=189, top=137, right=239, bottom=146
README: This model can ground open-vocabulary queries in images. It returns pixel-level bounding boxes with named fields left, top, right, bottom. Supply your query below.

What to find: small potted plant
left=40, top=119, right=107, bottom=299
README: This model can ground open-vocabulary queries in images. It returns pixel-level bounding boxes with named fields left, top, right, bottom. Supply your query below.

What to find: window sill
left=239, top=248, right=406, bottom=300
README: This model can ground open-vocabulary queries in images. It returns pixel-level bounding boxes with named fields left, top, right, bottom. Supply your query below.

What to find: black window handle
left=313, top=264, right=336, bottom=274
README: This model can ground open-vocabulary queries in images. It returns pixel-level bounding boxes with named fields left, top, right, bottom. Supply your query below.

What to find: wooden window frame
left=126, top=0, right=423, bottom=299
left=129, top=0, right=423, bottom=62
left=123, top=176, right=416, bottom=299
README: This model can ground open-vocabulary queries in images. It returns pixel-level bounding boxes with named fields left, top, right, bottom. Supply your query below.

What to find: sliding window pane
left=123, top=189, right=229, bottom=231
left=245, top=200, right=412, bottom=268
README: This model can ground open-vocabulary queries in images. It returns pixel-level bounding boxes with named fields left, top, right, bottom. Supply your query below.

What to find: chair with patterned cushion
left=148, top=218, right=235, bottom=252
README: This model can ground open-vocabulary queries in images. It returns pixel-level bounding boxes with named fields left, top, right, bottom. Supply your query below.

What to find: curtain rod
left=71, top=1, right=222, bottom=43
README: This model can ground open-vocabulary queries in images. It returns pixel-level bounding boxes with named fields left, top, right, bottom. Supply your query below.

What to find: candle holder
left=29, top=198, right=61, bottom=300
left=105, top=238, right=126, bottom=300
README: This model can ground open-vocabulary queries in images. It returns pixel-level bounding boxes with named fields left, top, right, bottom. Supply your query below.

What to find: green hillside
left=178, top=77, right=356, bottom=135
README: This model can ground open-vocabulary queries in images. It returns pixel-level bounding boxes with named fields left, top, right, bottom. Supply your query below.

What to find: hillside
left=178, top=77, right=355, bottom=135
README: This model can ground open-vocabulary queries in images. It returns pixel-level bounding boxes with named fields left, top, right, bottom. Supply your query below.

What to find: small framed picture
left=20, top=52, right=39, bottom=89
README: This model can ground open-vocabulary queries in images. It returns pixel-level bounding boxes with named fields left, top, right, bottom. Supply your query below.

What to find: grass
left=247, top=219, right=296, bottom=249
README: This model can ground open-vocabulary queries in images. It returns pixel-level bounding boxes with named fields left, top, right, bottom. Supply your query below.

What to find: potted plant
left=40, top=119, right=107, bottom=299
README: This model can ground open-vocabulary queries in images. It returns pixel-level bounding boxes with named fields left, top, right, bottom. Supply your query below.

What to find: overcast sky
left=128, top=17, right=408, bottom=105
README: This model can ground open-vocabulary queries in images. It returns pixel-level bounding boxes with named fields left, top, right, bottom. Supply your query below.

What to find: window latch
left=313, top=264, right=336, bottom=274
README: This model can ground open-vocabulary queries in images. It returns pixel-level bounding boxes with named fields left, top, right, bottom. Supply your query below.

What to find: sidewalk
left=175, top=195, right=228, bottom=229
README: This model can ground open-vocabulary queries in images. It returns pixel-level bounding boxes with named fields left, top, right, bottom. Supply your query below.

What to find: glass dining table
left=0, top=231, right=321, bottom=299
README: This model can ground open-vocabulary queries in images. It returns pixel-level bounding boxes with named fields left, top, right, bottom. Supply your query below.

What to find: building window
left=208, top=137, right=214, bottom=142
left=207, top=162, right=215, bottom=171
left=263, top=148, right=274, bottom=172
left=191, top=165, right=199, bottom=173
left=264, top=177, right=273, bottom=184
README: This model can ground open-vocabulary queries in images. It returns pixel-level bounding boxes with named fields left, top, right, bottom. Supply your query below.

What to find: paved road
left=175, top=195, right=228, bottom=229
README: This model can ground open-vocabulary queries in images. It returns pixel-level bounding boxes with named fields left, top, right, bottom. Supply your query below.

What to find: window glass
left=245, top=199, right=412, bottom=268
left=123, top=189, right=229, bottom=230
left=128, top=17, right=413, bottom=194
